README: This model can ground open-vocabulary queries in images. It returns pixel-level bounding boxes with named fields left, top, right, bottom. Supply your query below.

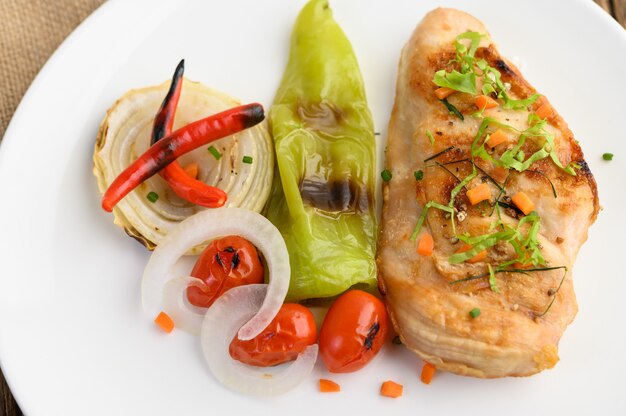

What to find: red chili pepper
left=101, top=102, right=264, bottom=212
left=150, top=60, right=227, bottom=208
left=151, top=59, right=185, bottom=144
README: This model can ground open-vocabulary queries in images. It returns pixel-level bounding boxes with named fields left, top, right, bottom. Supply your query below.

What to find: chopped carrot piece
left=474, top=95, right=498, bottom=110
left=420, top=362, right=437, bottom=385
left=466, top=183, right=491, bottom=205
left=417, top=233, right=434, bottom=256
left=434, top=87, right=455, bottom=100
left=486, top=129, right=508, bottom=148
left=490, top=166, right=509, bottom=183
left=319, top=379, right=341, bottom=393
left=183, top=162, right=199, bottom=179
left=511, top=191, right=535, bottom=215
left=380, top=380, right=403, bottom=398
left=535, top=102, right=554, bottom=120
left=456, top=243, right=487, bottom=263
left=154, top=311, right=174, bottom=333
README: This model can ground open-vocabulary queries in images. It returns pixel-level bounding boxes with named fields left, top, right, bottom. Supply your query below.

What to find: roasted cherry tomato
left=229, top=303, right=317, bottom=367
left=319, top=290, right=388, bottom=373
left=187, top=235, right=264, bottom=308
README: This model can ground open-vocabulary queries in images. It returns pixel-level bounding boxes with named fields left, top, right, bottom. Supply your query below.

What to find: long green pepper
left=266, top=0, right=377, bottom=301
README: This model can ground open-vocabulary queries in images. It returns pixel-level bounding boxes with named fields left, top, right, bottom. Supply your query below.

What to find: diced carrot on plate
left=154, top=311, right=174, bottom=333
left=319, top=379, right=341, bottom=393
left=380, top=380, right=403, bottom=398
left=421, top=362, right=437, bottom=384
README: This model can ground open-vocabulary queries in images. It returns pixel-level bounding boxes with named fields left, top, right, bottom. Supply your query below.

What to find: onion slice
left=201, top=284, right=318, bottom=396
left=162, top=276, right=207, bottom=335
left=142, top=207, right=290, bottom=339
left=93, top=79, right=274, bottom=254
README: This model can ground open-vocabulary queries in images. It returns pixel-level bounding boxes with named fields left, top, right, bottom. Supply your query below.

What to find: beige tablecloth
left=0, top=0, right=106, bottom=140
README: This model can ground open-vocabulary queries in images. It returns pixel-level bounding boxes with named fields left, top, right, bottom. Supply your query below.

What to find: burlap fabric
left=0, top=0, right=106, bottom=140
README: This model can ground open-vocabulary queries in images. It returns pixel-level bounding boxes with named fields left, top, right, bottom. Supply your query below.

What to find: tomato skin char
left=187, top=235, right=264, bottom=308
left=229, top=303, right=317, bottom=367
left=319, top=290, right=389, bottom=373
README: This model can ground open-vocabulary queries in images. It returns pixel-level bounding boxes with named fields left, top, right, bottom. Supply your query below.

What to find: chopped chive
left=392, top=336, right=402, bottom=345
left=374, top=132, right=381, bottom=136
left=146, top=191, right=159, bottom=203
left=440, top=98, right=464, bottom=120
left=208, top=145, right=222, bottom=160
left=603, top=153, right=614, bottom=161
left=242, top=155, right=253, bottom=164
left=381, top=169, right=392, bottom=182
left=423, top=146, right=455, bottom=162
left=414, top=170, right=424, bottom=180
left=487, top=264, right=499, bottom=293
left=469, top=308, right=481, bottom=319
left=426, top=130, right=435, bottom=146
left=527, top=169, right=557, bottom=198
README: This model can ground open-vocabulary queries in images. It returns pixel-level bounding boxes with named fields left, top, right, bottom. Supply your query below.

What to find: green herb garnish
left=242, top=155, right=253, bottom=164
left=469, top=308, right=481, bottom=319
left=414, top=170, right=424, bottom=181
left=433, top=69, right=477, bottom=95
left=146, top=191, right=159, bottom=203
left=410, top=201, right=456, bottom=241
left=603, top=153, right=614, bottom=161
left=433, top=31, right=482, bottom=94
left=440, top=98, right=464, bottom=120
left=433, top=31, right=539, bottom=111
left=448, top=167, right=477, bottom=208
left=426, top=130, right=435, bottom=145
left=449, top=211, right=544, bottom=266
left=487, top=263, right=499, bottom=293
left=381, top=169, right=392, bottom=182
left=208, top=145, right=222, bottom=160
left=471, top=117, right=578, bottom=176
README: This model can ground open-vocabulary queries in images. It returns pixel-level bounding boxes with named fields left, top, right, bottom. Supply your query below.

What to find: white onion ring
left=162, top=276, right=207, bottom=335
left=201, top=284, right=318, bottom=396
left=93, top=79, right=274, bottom=254
left=142, top=207, right=290, bottom=339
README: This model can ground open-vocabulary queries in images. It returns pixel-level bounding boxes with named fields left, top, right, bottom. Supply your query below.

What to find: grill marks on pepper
left=299, top=178, right=370, bottom=213
left=364, top=322, right=380, bottom=350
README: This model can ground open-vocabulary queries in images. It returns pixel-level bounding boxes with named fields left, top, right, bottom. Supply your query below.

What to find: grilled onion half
left=93, top=79, right=273, bottom=254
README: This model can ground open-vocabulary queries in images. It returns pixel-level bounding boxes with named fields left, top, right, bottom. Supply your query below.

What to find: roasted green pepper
left=266, top=0, right=377, bottom=301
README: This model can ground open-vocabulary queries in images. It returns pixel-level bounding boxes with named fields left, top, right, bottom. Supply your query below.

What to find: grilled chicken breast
left=377, top=8, right=598, bottom=378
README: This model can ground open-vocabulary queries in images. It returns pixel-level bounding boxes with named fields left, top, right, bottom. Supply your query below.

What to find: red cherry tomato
left=187, top=235, right=264, bottom=308
left=229, top=303, right=317, bottom=367
left=319, top=290, right=388, bottom=373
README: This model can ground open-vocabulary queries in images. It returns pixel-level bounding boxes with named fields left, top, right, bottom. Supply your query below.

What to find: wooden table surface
left=1, top=0, right=625, bottom=415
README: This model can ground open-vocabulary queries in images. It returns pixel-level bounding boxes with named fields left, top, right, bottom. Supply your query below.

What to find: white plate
left=1, top=0, right=625, bottom=415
